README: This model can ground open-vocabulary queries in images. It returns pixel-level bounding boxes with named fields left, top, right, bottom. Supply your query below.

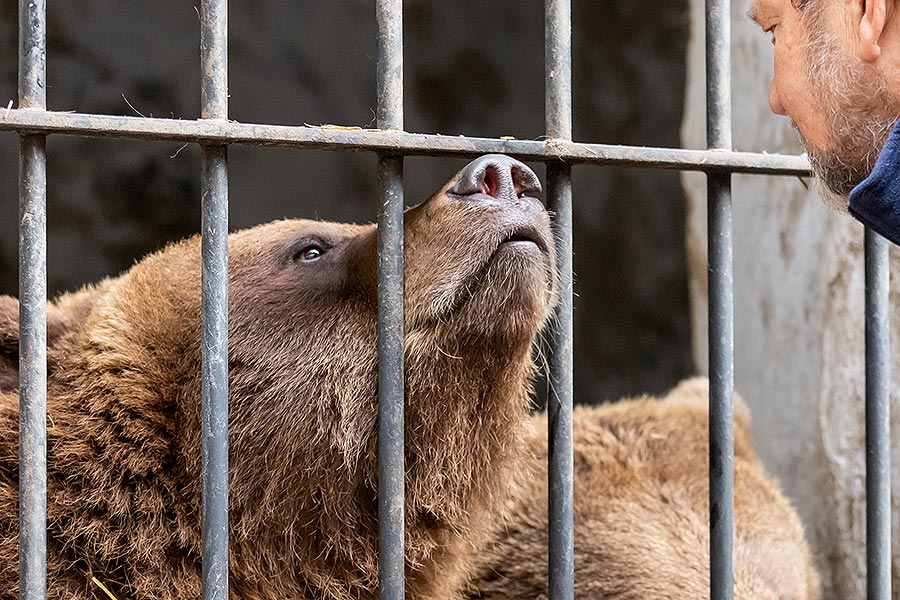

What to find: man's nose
left=769, top=79, right=787, bottom=116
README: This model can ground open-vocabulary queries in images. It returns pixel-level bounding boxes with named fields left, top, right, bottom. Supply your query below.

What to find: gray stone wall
left=682, top=0, right=900, bottom=597
left=0, top=0, right=692, bottom=403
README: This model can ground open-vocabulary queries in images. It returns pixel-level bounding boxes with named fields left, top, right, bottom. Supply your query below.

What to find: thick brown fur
left=0, top=157, right=556, bottom=599
left=468, top=377, right=821, bottom=600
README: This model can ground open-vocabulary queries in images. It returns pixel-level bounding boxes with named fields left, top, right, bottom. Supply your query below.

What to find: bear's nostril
left=511, top=166, right=540, bottom=198
left=449, top=154, right=542, bottom=203
left=480, top=167, right=500, bottom=198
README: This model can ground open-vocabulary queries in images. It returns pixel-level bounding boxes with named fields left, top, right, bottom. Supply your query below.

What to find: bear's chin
left=415, top=248, right=554, bottom=340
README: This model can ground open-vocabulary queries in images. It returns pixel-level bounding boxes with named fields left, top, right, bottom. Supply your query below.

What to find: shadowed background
left=0, top=0, right=691, bottom=404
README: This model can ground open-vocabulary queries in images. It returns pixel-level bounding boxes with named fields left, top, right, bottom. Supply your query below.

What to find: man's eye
left=766, top=26, right=777, bottom=45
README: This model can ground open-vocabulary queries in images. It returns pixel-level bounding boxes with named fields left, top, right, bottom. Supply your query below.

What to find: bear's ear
left=0, top=290, right=99, bottom=392
left=0, top=296, right=19, bottom=392
left=0, top=295, right=18, bottom=355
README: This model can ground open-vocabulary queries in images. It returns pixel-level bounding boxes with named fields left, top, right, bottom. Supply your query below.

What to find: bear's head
left=0, top=154, right=557, bottom=598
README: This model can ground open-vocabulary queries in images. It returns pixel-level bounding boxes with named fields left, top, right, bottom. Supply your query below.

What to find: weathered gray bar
left=545, top=0, right=574, bottom=598
left=864, top=228, right=891, bottom=600
left=546, top=164, right=574, bottom=600
left=707, top=172, right=734, bottom=600
left=18, top=0, right=48, bottom=598
left=376, top=0, right=406, bottom=598
left=199, top=1, right=230, bottom=599
left=706, top=0, right=735, bottom=596
left=0, top=110, right=812, bottom=176
left=18, top=134, right=47, bottom=600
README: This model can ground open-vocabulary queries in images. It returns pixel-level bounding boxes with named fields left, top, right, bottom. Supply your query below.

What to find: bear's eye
left=294, top=244, right=326, bottom=262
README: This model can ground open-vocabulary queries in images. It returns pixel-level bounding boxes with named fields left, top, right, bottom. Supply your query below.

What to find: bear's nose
left=449, top=154, right=542, bottom=204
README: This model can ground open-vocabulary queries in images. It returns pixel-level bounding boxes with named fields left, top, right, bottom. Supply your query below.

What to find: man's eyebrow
left=746, top=4, right=763, bottom=25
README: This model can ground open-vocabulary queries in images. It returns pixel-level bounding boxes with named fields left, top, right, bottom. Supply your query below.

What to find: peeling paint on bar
left=0, top=110, right=811, bottom=176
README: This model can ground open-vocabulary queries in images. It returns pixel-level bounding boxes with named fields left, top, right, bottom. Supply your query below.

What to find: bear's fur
left=0, top=156, right=556, bottom=599
left=467, top=377, right=821, bottom=600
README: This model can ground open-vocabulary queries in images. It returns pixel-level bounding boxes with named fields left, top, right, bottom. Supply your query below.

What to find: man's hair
left=794, top=0, right=898, bottom=12
left=792, top=0, right=824, bottom=15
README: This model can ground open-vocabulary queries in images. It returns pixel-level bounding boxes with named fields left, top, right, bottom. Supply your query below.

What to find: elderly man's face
left=750, top=0, right=898, bottom=209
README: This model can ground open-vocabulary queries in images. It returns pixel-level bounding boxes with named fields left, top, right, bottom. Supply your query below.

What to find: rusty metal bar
left=545, top=0, right=574, bottom=598
left=376, top=0, right=405, bottom=598
left=0, top=110, right=811, bottom=176
left=199, top=1, right=229, bottom=599
left=864, top=228, right=891, bottom=600
left=706, top=0, right=734, bottom=596
left=18, top=0, right=48, bottom=598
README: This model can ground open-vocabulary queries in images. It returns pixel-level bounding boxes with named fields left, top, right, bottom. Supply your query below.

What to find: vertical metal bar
left=18, top=1, right=48, bottom=599
left=706, top=0, right=733, bottom=597
left=865, top=228, right=891, bottom=600
left=545, top=1, right=574, bottom=599
left=200, top=1, right=229, bottom=599
left=376, top=1, right=405, bottom=598
left=707, top=172, right=733, bottom=600
left=18, top=0, right=45, bottom=111
left=545, top=0, right=572, bottom=141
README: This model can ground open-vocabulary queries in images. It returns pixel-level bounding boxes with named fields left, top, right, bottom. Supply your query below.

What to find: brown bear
left=0, top=155, right=557, bottom=599
left=467, top=377, right=821, bottom=600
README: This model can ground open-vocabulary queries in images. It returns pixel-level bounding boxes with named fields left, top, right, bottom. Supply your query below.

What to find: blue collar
left=849, top=119, right=900, bottom=245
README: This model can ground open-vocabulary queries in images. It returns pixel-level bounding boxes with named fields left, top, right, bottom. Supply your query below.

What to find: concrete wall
left=682, top=0, right=900, bottom=597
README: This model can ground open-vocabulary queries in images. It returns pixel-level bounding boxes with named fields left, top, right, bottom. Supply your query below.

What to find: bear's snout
left=448, top=154, right=543, bottom=211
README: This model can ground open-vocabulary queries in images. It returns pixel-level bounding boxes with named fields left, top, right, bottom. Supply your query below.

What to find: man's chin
left=811, top=176, right=851, bottom=212
left=794, top=124, right=857, bottom=213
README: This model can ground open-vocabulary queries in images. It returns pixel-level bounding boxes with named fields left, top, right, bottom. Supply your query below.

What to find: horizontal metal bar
left=0, top=110, right=812, bottom=176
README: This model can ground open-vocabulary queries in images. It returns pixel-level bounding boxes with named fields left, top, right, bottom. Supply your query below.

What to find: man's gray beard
left=798, top=17, right=899, bottom=211
left=797, top=118, right=896, bottom=212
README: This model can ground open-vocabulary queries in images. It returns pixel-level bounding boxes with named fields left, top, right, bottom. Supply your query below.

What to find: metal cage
left=2, top=0, right=891, bottom=599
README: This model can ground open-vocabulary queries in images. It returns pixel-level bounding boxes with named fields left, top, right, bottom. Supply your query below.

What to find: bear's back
left=468, top=380, right=821, bottom=600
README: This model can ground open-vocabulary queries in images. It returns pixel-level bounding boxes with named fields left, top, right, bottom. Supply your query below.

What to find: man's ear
left=860, top=0, right=889, bottom=62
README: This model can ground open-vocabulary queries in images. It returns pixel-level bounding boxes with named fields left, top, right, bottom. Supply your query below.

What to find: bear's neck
left=398, top=328, right=538, bottom=576
left=223, top=328, right=538, bottom=596
left=404, top=336, right=535, bottom=527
